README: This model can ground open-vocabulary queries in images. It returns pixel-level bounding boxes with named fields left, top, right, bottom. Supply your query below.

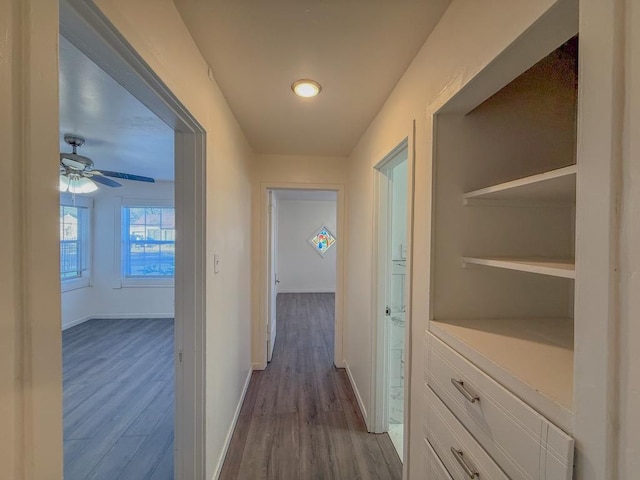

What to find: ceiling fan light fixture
left=291, top=79, right=322, bottom=98
left=68, top=176, right=98, bottom=194
left=59, top=174, right=70, bottom=192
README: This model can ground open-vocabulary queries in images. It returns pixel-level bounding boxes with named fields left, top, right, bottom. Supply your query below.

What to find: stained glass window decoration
left=308, top=225, right=336, bottom=258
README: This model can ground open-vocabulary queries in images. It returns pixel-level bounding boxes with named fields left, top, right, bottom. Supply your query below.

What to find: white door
left=372, top=143, right=409, bottom=459
left=267, top=191, right=278, bottom=362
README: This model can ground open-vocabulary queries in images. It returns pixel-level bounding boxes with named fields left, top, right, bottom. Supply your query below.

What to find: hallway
left=220, top=293, right=402, bottom=479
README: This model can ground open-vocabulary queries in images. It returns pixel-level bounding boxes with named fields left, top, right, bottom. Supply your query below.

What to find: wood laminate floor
left=220, top=293, right=402, bottom=480
left=63, top=318, right=174, bottom=480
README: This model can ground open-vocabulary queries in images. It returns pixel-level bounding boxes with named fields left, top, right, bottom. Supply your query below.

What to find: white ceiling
left=275, top=189, right=337, bottom=201
left=174, top=0, right=451, bottom=156
left=59, top=36, right=174, bottom=181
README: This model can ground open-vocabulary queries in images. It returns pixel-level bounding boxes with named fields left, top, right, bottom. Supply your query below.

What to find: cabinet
left=425, top=36, right=578, bottom=478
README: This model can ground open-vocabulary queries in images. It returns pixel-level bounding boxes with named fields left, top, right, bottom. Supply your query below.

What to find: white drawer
left=426, top=333, right=574, bottom=480
left=425, top=387, right=509, bottom=480
left=424, top=438, right=454, bottom=480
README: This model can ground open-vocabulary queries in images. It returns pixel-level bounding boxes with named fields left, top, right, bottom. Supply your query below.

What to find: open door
left=267, top=190, right=278, bottom=362
left=372, top=142, right=408, bottom=459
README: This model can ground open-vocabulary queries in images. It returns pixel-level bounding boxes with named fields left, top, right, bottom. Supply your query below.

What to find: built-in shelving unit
left=463, top=165, right=577, bottom=205
left=462, top=256, right=575, bottom=279
left=430, top=38, right=578, bottom=430
left=430, top=317, right=574, bottom=430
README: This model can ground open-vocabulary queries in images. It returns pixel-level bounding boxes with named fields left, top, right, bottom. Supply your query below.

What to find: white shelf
left=430, top=317, right=574, bottom=431
left=464, top=165, right=576, bottom=204
left=462, top=256, right=575, bottom=279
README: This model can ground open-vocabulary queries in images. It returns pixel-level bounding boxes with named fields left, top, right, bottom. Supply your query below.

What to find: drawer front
left=425, top=387, right=509, bottom=480
left=426, top=333, right=574, bottom=480
left=424, top=439, right=454, bottom=480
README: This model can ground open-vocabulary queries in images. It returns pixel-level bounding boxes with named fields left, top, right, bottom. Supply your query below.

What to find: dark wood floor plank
left=320, top=410, right=361, bottom=480
left=125, top=384, right=174, bottom=437
left=235, top=414, right=275, bottom=479
left=66, top=379, right=163, bottom=440
left=115, top=406, right=174, bottom=480
left=148, top=443, right=175, bottom=480
left=63, top=319, right=174, bottom=480
left=86, top=435, right=146, bottom=480
left=219, top=293, right=402, bottom=480
left=270, top=412, right=300, bottom=479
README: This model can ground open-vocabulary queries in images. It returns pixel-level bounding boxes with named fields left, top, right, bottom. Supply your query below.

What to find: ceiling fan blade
left=60, top=155, right=87, bottom=171
left=91, top=175, right=122, bottom=188
left=96, top=170, right=156, bottom=183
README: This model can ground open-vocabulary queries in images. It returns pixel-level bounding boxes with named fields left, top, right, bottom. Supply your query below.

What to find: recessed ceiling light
left=291, top=79, right=322, bottom=98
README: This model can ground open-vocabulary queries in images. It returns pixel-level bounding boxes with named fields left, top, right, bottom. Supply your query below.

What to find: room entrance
left=59, top=1, right=207, bottom=478
left=372, top=141, right=410, bottom=460
left=266, top=189, right=338, bottom=363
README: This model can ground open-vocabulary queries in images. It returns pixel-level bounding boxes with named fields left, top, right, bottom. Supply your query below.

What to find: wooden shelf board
left=430, top=317, right=574, bottom=431
left=464, top=165, right=577, bottom=203
left=462, top=256, right=575, bottom=279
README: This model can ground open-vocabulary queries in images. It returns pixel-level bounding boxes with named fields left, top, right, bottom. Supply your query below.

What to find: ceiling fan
left=59, top=134, right=155, bottom=194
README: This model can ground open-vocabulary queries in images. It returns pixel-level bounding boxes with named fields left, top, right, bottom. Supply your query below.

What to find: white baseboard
left=62, top=313, right=175, bottom=330
left=62, top=315, right=94, bottom=330
left=252, top=362, right=267, bottom=371
left=90, top=313, right=175, bottom=320
left=212, top=366, right=254, bottom=479
left=344, top=361, right=368, bottom=428
left=277, top=288, right=336, bottom=294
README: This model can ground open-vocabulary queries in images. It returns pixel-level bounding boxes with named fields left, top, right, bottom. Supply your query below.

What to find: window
left=122, top=206, right=175, bottom=280
left=60, top=195, right=91, bottom=290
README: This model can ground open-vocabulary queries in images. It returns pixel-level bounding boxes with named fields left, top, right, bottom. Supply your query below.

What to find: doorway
left=372, top=141, right=409, bottom=459
left=60, top=2, right=207, bottom=478
left=58, top=32, right=177, bottom=478
left=266, top=189, right=339, bottom=363
left=259, top=183, right=346, bottom=369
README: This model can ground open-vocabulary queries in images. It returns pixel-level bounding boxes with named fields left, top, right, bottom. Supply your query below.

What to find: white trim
left=421, top=2, right=589, bottom=478
left=257, top=182, right=347, bottom=370
left=60, top=2, right=208, bottom=479
left=371, top=138, right=410, bottom=439
left=277, top=288, right=336, bottom=294
left=61, top=279, right=91, bottom=292
left=371, top=161, right=392, bottom=434
left=62, top=314, right=94, bottom=330
left=345, top=362, right=368, bottom=425
left=60, top=194, right=93, bottom=292
left=212, top=367, right=253, bottom=480
left=62, top=314, right=175, bottom=330
left=403, top=120, right=416, bottom=480
left=89, top=313, right=175, bottom=320
left=118, top=199, right=176, bottom=288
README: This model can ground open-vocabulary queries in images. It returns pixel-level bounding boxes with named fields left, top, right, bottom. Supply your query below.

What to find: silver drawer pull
left=451, top=378, right=480, bottom=403
left=451, top=447, right=479, bottom=479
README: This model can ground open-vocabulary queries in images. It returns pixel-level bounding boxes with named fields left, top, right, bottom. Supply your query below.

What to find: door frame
left=370, top=135, right=414, bottom=471
left=60, top=2, right=207, bottom=478
left=267, top=190, right=278, bottom=362
left=257, top=182, right=346, bottom=369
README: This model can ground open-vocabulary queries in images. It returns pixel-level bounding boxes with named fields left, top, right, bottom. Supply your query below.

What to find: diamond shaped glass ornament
left=308, top=225, right=336, bottom=257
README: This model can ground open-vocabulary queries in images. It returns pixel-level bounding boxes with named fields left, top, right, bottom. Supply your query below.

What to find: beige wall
left=0, top=0, right=63, bottom=477
left=619, top=0, right=640, bottom=476
left=84, top=0, right=254, bottom=477
left=250, top=154, right=348, bottom=366
left=344, top=0, right=572, bottom=476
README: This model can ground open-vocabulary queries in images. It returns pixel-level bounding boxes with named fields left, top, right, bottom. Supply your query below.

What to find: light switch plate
left=213, top=253, right=220, bottom=274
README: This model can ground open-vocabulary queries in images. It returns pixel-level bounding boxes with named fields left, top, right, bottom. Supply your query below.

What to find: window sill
left=119, top=278, right=175, bottom=288
left=61, top=278, right=91, bottom=293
